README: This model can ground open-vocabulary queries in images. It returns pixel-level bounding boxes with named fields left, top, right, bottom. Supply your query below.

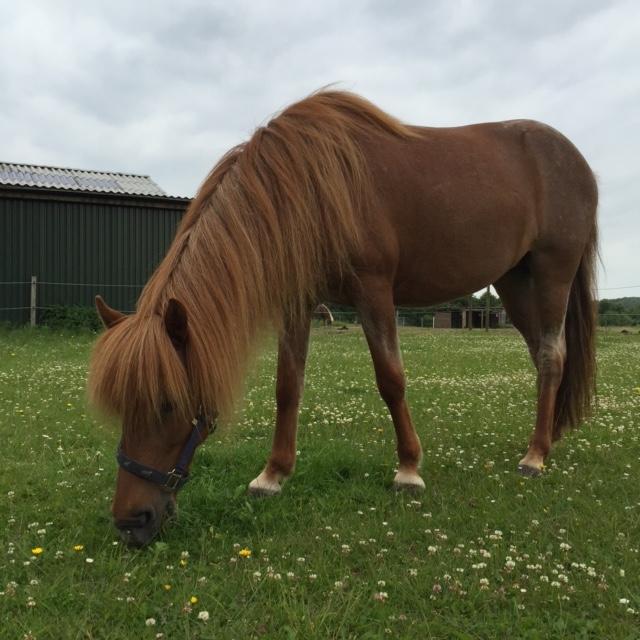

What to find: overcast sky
left=1, top=0, right=638, bottom=295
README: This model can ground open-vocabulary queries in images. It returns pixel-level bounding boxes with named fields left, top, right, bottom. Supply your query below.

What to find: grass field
left=1, top=326, right=639, bottom=639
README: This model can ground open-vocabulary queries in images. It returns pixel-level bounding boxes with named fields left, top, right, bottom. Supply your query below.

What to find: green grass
left=1, top=326, right=639, bottom=639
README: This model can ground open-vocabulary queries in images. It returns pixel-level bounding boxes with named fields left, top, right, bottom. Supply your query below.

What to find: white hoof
left=248, top=470, right=283, bottom=496
left=393, top=469, right=426, bottom=491
left=518, top=452, right=545, bottom=475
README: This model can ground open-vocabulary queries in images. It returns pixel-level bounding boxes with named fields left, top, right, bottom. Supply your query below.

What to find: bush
left=40, top=305, right=103, bottom=331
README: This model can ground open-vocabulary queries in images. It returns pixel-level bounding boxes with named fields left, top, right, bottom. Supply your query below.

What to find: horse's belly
left=391, top=206, right=534, bottom=305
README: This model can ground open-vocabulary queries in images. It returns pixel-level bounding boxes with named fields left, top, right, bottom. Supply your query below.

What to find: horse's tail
left=553, top=222, right=598, bottom=439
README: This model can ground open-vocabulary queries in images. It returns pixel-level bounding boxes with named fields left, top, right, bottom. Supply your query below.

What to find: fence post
left=30, top=276, right=37, bottom=327
left=485, top=285, right=490, bottom=332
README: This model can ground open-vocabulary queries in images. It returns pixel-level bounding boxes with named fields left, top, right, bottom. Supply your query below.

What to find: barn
left=0, top=162, right=190, bottom=325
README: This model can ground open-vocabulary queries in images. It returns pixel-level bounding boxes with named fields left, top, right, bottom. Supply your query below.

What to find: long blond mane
left=88, top=90, right=414, bottom=428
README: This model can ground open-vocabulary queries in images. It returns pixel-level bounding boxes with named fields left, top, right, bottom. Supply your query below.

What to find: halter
left=116, top=411, right=216, bottom=492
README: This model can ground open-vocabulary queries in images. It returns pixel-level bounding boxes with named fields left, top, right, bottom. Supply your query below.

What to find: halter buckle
left=164, top=469, right=184, bottom=491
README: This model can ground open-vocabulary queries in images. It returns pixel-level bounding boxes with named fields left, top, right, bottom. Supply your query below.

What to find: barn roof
left=0, top=162, right=168, bottom=197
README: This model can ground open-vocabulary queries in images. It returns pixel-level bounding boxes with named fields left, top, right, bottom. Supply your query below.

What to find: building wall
left=432, top=309, right=508, bottom=329
left=0, top=189, right=189, bottom=323
left=433, top=311, right=452, bottom=328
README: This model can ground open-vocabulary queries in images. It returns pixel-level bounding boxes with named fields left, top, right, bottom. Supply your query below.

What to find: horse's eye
left=161, top=401, right=173, bottom=415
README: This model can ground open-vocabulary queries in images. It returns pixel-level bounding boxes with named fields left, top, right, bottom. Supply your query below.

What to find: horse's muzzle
left=114, top=501, right=174, bottom=547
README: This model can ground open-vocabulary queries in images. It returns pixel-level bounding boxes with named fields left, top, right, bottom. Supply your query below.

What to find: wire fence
left=0, top=279, right=143, bottom=323
left=1, top=279, right=640, bottom=328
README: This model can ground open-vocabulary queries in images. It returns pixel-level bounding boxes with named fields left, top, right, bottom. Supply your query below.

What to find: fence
left=0, top=278, right=143, bottom=326
left=2, top=279, right=639, bottom=328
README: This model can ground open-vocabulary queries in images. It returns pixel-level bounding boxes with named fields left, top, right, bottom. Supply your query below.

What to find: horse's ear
left=164, top=298, right=188, bottom=348
left=95, top=295, right=125, bottom=328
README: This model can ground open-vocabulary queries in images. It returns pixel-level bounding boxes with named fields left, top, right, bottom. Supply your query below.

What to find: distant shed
left=0, top=162, right=190, bottom=324
left=433, top=308, right=508, bottom=329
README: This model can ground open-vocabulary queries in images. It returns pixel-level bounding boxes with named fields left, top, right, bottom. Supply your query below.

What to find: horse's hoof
left=393, top=469, right=426, bottom=492
left=248, top=471, right=282, bottom=497
left=247, top=485, right=281, bottom=497
left=517, top=464, right=542, bottom=478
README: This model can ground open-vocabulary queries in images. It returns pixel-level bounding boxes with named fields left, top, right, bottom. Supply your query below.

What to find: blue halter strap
left=116, top=411, right=216, bottom=492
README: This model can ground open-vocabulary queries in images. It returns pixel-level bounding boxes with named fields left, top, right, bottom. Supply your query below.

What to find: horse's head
left=89, top=296, right=215, bottom=547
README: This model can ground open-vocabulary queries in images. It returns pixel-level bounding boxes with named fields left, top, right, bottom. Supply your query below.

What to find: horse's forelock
left=88, top=314, right=193, bottom=433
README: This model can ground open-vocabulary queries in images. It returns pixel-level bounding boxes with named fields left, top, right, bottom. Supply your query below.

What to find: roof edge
left=0, top=184, right=191, bottom=207
left=0, top=160, right=153, bottom=180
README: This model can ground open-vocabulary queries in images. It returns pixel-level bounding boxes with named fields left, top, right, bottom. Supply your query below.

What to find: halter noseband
left=116, top=411, right=216, bottom=492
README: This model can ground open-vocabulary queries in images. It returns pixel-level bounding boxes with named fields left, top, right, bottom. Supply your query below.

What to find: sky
left=1, top=0, right=638, bottom=296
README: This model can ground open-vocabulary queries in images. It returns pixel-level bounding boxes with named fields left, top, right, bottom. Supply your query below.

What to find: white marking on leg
left=393, top=468, right=426, bottom=491
left=248, top=469, right=283, bottom=496
left=518, top=451, right=545, bottom=472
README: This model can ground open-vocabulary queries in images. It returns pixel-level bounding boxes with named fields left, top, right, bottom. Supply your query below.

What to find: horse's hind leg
left=494, top=262, right=540, bottom=364
left=356, top=278, right=425, bottom=491
left=248, top=317, right=311, bottom=496
left=496, top=254, right=573, bottom=476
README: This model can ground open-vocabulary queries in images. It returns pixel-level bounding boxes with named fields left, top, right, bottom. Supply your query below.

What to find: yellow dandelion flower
left=31, top=547, right=43, bottom=556
left=190, top=595, right=198, bottom=605
left=73, top=544, right=84, bottom=552
left=238, top=548, right=252, bottom=558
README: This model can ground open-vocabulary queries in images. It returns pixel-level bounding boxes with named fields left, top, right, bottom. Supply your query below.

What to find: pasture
left=1, top=326, right=639, bottom=639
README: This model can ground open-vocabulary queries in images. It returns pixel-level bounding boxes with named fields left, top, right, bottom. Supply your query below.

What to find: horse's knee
left=377, top=368, right=406, bottom=406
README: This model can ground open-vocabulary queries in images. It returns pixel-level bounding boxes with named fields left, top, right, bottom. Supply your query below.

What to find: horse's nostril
left=135, top=509, right=154, bottom=527
left=115, top=508, right=155, bottom=531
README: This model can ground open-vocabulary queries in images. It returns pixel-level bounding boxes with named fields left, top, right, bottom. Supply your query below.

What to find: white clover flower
left=145, top=618, right=156, bottom=626
left=197, top=611, right=210, bottom=622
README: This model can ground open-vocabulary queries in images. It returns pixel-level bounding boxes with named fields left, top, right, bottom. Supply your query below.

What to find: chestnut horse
left=89, top=90, right=597, bottom=546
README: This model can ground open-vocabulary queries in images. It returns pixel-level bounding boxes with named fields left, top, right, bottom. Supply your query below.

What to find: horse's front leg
left=248, top=317, right=311, bottom=496
left=356, top=278, right=425, bottom=491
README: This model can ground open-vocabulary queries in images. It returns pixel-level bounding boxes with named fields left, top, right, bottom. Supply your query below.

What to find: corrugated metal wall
left=0, top=190, right=189, bottom=323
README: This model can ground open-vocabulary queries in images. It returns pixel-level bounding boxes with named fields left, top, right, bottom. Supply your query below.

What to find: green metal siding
left=0, top=190, right=189, bottom=323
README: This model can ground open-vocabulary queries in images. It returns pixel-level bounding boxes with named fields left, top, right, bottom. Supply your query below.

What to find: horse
left=88, top=90, right=598, bottom=547
left=312, top=303, right=334, bottom=326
